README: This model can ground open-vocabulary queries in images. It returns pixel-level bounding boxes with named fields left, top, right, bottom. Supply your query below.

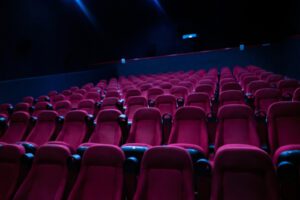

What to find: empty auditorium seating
left=218, top=90, right=244, bottom=106
left=77, top=99, right=96, bottom=115
left=215, top=105, right=260, bottom=151
left=67, top=145, right=125, bottom=200
left=124, top=108, right=162, bottom=146
left=51, top=94, right=65, bottom=106
left=254, top=88, right=282, bottom=113
left=37, top=95, right=50, bottom=103
left=154, top=94, right=177, bottom=116
left=133, top=146, right=194, bottom=200
left=13, top=144, right=72, bottom=200
left=81, top=109, right=122, bottom=146
left=23, top=111, right=59, bottom=147
left=170, top=86, right=188, bottom=100
left=125, top=96, right=147, bottom=122
left=105, top=90, right=120, bottom=98
left=22, top=96, right=35, bottom=106
left=277, top=79, right=300, bottom=97
left=186, top=93, right=210, bottom=113
left=168, top=106, right=208, bottom=156
left=211, top=144, right=279, bottom=200
left=220, top=82, right=242, bottom=92
left=52, top=110, right=90, bottom=152
left=0, top=144, right=26, bottom=200
left=69, top=93, right=84, bottom=108
left=32, top=102, right=53, bottom=117
left=0, top=112, right=31, bottom=143
left=247, top=80, right=270, bottom=94
left=14, top=103, right=31, bottom=113
left=85, top=92, right=101, bottom=103
left=195, top=84, right=214, bottom=97
left=0, top=103, right=13, bottom=120
left=54, top=100, right=72, bottom=117
left=147, top=88, right=164, bottom=100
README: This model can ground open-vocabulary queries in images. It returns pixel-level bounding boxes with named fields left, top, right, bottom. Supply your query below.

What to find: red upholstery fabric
left=219, top=90, right=244, bottom=106
left=32, top=102, right=51, bottom=117
left=69, top=94, right=84, bottom=108
left=254, top=88, right=282, bottom=113
left=67, top=145, right=125, bottom=200
left=85, top=92, right=101, bottom=103
left=54, top=100, right=72, bottom=117
left=215, top=104, right=260, bottom=151
left=0, top=104, right=13, bottom=120
left=195, top=84, right=214, bottom=97
left=14, top=103, right=30, bottom=113
left=147, top=88, right=164, bottom=100
left=154, top=94, right=177, bottom=116
left=267, top=102, right=300, bottom=155
left=186, top=92, right=210, bottom=113
left=220, top=82, right=242, bottom=92
left=125, top=96, right=147, bottom=122
left=126, top=108, right=162, bottom=146
left=1, top=112, right=30, bottom=143
left=0, top=144, right=26, bottom=200
left=51, top=94, right=65, bottom=106
left=25, top=111, right=58, bottom=146
left=85, top=109, right=122, bottom=145
left=168, top=106, right=208, bottom=156
left=170, top=86, right=188, bottom=100
left=77, top=99, right=95, bottom=115
left=13, top=144, right=71, bottom=200
left=125, top=89, right=141, bottom=103
left=133, top=146, right=194, bottom=200
left=293, top=87, right=300, bottom=101
left=277, top=79, right=300, bottom=96
left=22, top=97, right=35, bottom=106
left=211, top=144, right=279, bottom=200
left=101, top=97, right=119, bottom=111
left=247, top=80, right=270, bottom=94
left=55, top=110, right=88, bottom=151
left=105, top=91, right=120, bottom=98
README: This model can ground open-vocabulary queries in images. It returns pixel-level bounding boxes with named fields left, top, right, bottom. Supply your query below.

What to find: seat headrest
left=254, top=88, right=281, bottom=98
left=187, top=92, right=210, bottom=102
left=175, top=106, right=206, bottom=120
left=97, top=109, right=122, bottom=122
left=83, top=145, right=124, bottom=167
left=37, top=110, right=58, bottom=121
left=133, top=107, right=161, bottom=121
left=10, top=111, right=30, bottom=122
left=35, top=144, right=71, bottom=164
left=141, top=146, right=192, bottom=170
left=155, top=94, right=176, bottom=103
left=218, top=104, right=252, bottom=119
left=54, top=100, right=71, bottom=109
left=268, top=101, right=300, bottom=118
left=0, top=144, right=25, bottom=162
left=65, top=110, right=88, bottom=121
left=127, top=96, right=147, bottom=105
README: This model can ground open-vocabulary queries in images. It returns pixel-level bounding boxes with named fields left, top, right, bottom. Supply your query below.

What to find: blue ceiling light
left=182, top=33, right=197, bottom=40
left=75, top=0, right=97, bottom=27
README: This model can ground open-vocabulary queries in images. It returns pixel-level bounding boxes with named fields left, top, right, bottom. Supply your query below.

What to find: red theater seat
left=77, top=99, right=96, bottom=115
left=125, top=96, right=147, bottom=122
left=154, top=95, right=177, bottom=116
left=54, top=100, right=72, bottom=117
left=220, top=82, right=242, bottom=92
left=219, top=90, right=244, bottom=106
left=277, top=79, right=300, bottom=97
left=13, top=144, right=72, bottom=200
left=100, top=97, right=120, bottom=111
left=0, top=144, right=26, bottom=200
left=85, top=92, right=101, bottom=103
left=215, top=105, right=260, bottom=151
left=133, top=146, right=194, bottom=200
left=32, top=102, right=52, bottom=117
left=69, top=94, right=84, bottom=108
left=22, top=97, right=35, bottom=106
left=14, top=103, right=30, bottom=113
left=0, top=104, right=13, bottom=120
left=170, top=86, right=188, bottom=100
left=195, top=84, right=214, bottom=98
left=211, top=144, right=279, bottom=200
left=125, top=108, right=162, bottom=146
left=186, top=93, right=210, bottom=113
left=147, top=88, right=164, bottom=100
left=254, top=88, right=282, bottom=113
left=246, top=80, right=270, bottom=94
left=24, top=111, right=59, bottom=146
left=82, top=109, right=122, bottom=146
left=0, top=112, right=31, bottom=143
left=168, top=106, right=208, bottom=156
left=67, top=145, right=125, bottom=200
left=51, top=94, right=65, bottom=106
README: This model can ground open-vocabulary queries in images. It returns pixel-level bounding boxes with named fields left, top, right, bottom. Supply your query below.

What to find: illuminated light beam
left=153, top=0, right=165, bottom=13
left=182, top=33, right=197, bottom=40
left=75, top=0, right=98, bottom=27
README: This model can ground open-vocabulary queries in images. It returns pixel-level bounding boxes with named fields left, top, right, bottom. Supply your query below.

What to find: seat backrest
left=13, top=144, right=71, bottom=200
left=25, top=111, right=58, bottom=146
left=242, top=76, right=258, bottom=90
left=170, top=86, right=188, bottom=100
left=195, top=84, right=214, bottom=97
left=89, top=109, right=122, bottom=145
left=32, top=102, right=52, bottom=117
left=247, top=80, right=270, bottom=94
left=14, top=103, right=30, bottom=113
left=219, top=90, right=244, bottom=106
left=51, top=94, right=65, bottom=106
left=54, top=100, right=72, bottom=117
left=186, top=93, right=210, bottom=113
left=74, top=89, right=87, bottom=96
left=56, top=110, right=88, bottom=151
left=147, top=88, right=164, bottom=100
left=125, top=89, right=141, bottom=103
left=0, top=144, right=26, bottom=200
left=133, top=146, right=194, bottom=200
left=125, top=96, right=147, bottom=122
left=0, top=104, right=13, bottom=119
left=85, top=92, right=101, bottom=103
left=67, top=145, right=124, bottom=200
left=266, top=74, right=283, bottom=86
left=154, top=95, right=177, bottom=116
left=77, top=99, right=95, bottom=115
left=211, top=144, right=279, bottom=200
left=1, top=111, right=30, bottom=143
left=101, top=97, right=119, bottom=111
left=62, top=90, right=72, bottom=97
left=220, top=82, right=242, bottom=92
left=168, top=106, right=208, bottom=155
left=215, top=104, right=260, bottom=151
left=69, top=94, right=84, bottom=108
left=277, top=79, right=300, bottom=96
left=254, top=88, right=282, bottom=113
left=70, top=86, right=79, bottom=92
left=127, top=108, right=162, bottom=146
left=22, top=96, right=35, bottom=106
left=105, top=90, right=120, bottom=98
left=267, top=102, right=300, bottom=155
left=293, top=87, right=300, bottom=101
